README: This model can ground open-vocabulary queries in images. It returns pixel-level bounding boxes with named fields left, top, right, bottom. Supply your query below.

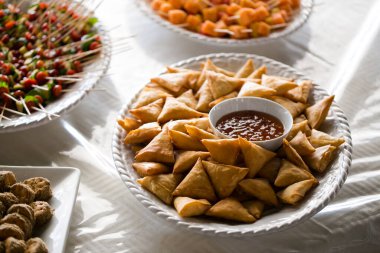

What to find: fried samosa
left=206, top=198, right=255, bottom=223
left=274, top=160, right=316, bottom=187
left=305, top=95, right=334, bottom=129
left=124, top=122, right=161, bottom=145
left=173, top=158, right=217, bottom=202
left=277, top=179, right=316, bottom=205
left=239, top=137, right=276, bottom=178
left=239, top=178, right=279, bottom=206
left=174, top=197, right=211, bottom=217
left=132, top=162, right=170, bottom=177
left=202, top=139, right=240, bottom=165
left=173, top=151, right=210, bottom=174
left=135, top=128, right=175, bottom=163
left=137, top=174, right=183, bottom=205
left=158, top=97, right=205, bottom=123
left=202, top=161, right=248, bottom=199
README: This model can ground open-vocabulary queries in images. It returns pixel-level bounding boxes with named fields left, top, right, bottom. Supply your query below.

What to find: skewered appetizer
left=0, top=0, right=102, bottom=118
left=118, top=59, right=345, bottom=223
left=0, top=171, right=53, bottom=252
left=149, top=0, right=300, bottom=39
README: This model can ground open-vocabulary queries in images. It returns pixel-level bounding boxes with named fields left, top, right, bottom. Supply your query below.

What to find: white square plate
left=0, top=165, right=80, bottom=252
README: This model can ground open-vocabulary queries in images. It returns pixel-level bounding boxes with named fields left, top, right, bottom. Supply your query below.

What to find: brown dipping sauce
left=216, top=110, right=284, bottom=141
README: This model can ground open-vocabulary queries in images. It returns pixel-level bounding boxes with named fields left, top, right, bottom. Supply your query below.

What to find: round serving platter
left=136, top=0, right=314, bottom=46
left=0, top=4, right=111, bottom=133
left=112, top=53, right=352, bottom=236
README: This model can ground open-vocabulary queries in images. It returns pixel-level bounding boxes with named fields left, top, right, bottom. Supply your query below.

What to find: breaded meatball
left=4, top=237, right=26, bottom=253
left=10, top=184, right=35, bottom=204
left=0, top=193, right=19, bottom=209
left=0, top=224, right=24, bottom=240
left=26, top=238, right=48, bottom=253
left=23, top=177, right=52, bottom=201
left=1, top=213, right=32, bottom=239
left=0, top=202, right=5, bottom=218
left=0, top=171, right=16, bottom=192
left=0, top=241, right=4, bottom=253
left=7, top=204, right=35, bottom=226
left=30, top=202, right=53, bottom=227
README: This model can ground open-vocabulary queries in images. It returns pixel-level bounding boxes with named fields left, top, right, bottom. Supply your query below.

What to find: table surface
left=1, top=0, right=380, bottom=252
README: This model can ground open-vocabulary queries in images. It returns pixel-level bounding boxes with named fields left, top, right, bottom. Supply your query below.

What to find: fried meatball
left=0, top=202, right=6, bottom=218
left=0, top=193, right=19, bottom=209
left=7, top=204, right=35, bottom=226
left=26, top=238, right=48, bottom=253
left=23, top=177, right=52, bottom=201
left=1, top=214, right=32, bottom=239
left=0, top=241, right=5, bottom=253
left=30, top=202, right=53, bottom=227
left=10, top=184, right=35, bottom=204
left=0, top=224, right=24, bottom=240
left=4, top=237, right=26, bottom=253
left=0, top=171, right=16, bottom=192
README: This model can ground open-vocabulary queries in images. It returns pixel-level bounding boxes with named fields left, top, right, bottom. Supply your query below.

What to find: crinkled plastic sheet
left=1, top=0, right=380, bottom=252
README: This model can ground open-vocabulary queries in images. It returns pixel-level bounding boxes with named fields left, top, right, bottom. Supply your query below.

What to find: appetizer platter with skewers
left=136, top=0, right=313, bottom=45
left=113, top=53, right=352, bottom=236
left=0, top=0, right=111, bottom=132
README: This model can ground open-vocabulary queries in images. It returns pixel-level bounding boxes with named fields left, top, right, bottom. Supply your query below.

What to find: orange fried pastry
left=176, top=89, right=198, bottom=109
left=169, top=130, right=207, bottom=151
left=271, top=96, right=307, bottom=118
left=262, top=75, right=298, bottom=95
left=117, top=117, right=141, bottom=133
left=238, top=81, right=276, bottom=98
left=202, top=138, right=240, bottom=165
left=133, top=86, right=172, bottom=108
left=247, top=65, right=267, bottom=79
left=208, top=91, right=238, bottom=108
left=196, top=80, right=214, bottom=112
left=206, top=198, right=255, bottom=223
left=151, top=71, right=199, bottom=94
left=257, top=157, right=282, bottom=184
left=305, top=95, right=334, bottom=129
left=277, top=179, right=317, bottom=205
left=166, top=117, right=210, bottom=133
left=173, top=158, right=217, bottom=202
left=185, top=124, right=218, bottom=141
left=174, top=197, right=211, bottom=217
left=282, top=139, right=309, bottom=171
left=284, top=80, right=312, bottom=103
left=239, top=137, right=276, bottom=178
left=286, top=120, right=312, bottom=140
left=207, top=71, right=244, bottom=99
left=124, top=122, right=161, bottom=145
left=274, top=160, right=316, bottom=187
left=135, top=128, right=175, bottom=163
left=173, top=151, right=210, bottom=174
left=242, top=200, right=265, bottom=219
left=137, top=174, right=183, bottom=205
left=158, top=97, right=205, bottom=123
left=202, top=161, right=248, bottom=199
left=304, top=145, right=337, bottom=173
left=289, top=131, right=315, bottom=156
left=309, top=129, right=345, bottom=148
left=129, top=98, right=164, bottom=123
left=234, top=59, right=255, bottom=78
left=239, top=178, right=279, bottom=207
left=132, top=162, right=170, bottom=177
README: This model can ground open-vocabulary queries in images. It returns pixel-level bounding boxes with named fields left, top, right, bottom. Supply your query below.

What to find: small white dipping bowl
left=209, top=97, right=293, bottom=151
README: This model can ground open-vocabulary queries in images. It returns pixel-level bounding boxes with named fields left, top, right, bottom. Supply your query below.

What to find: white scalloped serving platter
left=136, top=0, right=314, bottom=46
left=0, top=6, right=111, bottom=133
left=112, top=53, right=352, bottom=237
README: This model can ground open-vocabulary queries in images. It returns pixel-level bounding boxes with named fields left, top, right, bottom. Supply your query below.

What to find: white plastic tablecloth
left=1, top=0, right=380, bottom=252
